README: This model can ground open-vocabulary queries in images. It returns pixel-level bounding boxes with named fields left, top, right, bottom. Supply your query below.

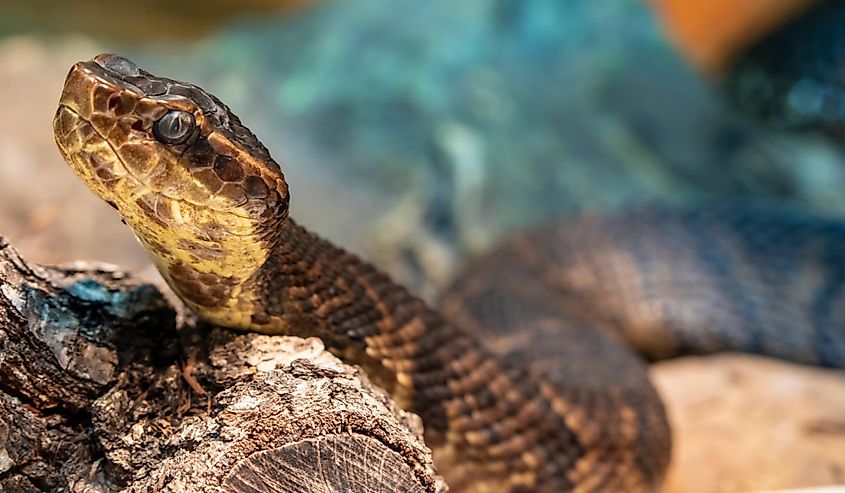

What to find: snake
left=53, top=54, right=845, bottom=492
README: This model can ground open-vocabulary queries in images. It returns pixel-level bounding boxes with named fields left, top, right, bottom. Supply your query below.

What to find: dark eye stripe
left=153, top=110, right=195, bottom=145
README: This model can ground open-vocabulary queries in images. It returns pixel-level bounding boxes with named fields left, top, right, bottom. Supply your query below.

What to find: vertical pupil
left=154, top=110, right=194, bottom=144
left=168, top=115, right=183, bottom=136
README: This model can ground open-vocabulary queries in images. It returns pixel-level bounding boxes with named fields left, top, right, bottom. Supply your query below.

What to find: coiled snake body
left=53, top=55, right=845, bottom=492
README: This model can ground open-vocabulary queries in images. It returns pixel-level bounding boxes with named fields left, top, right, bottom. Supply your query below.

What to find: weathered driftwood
left=0, top=236, right=446, bottom=493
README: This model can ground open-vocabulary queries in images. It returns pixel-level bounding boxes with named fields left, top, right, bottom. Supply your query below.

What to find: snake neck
left=237, top=220, right=588, bottom=485
left=242, top=218, right=478, bottom=413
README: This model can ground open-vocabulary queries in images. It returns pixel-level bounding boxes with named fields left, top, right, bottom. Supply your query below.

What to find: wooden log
left=0, top=236, right=446, bottom=492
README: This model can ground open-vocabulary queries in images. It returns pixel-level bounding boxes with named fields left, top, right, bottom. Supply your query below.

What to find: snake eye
left=153, top=110, right=195, bottom=145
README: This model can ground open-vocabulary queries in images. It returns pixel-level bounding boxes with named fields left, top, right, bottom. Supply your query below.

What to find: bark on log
left=0, top=236, right=446, bottom=493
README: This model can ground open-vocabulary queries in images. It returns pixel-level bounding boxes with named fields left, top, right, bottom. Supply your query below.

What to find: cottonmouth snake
left=53, top=55, right=845, bottom=492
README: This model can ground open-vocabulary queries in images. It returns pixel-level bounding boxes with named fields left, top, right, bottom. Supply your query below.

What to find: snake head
left=54, top=54, right=289, bottom=323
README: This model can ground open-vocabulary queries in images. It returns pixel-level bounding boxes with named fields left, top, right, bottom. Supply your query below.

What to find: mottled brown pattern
left=245, top=220, right=667, bottom=492
left=53, top=55, right=845, bottom=493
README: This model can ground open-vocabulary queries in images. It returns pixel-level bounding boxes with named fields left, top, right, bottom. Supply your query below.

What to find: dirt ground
left=1, top=38, right=843, bottom=493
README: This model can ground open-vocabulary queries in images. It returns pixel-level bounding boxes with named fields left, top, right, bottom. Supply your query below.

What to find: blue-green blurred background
left=1, top=0, right=844, bottom=295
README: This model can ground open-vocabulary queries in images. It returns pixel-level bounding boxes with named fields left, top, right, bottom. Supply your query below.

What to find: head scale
left=54, top=54, right=289, bottom=327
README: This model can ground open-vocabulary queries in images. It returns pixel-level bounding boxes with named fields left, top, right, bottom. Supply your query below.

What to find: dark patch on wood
left=0, top=236, right=179, bottom=490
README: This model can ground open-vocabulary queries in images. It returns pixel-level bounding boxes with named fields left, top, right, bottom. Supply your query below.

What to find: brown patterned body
left=52, top=55, right=845, bottom=492
left=446, top=205, right=845, bottom=368
left=245, top=220, right=670, bottom=492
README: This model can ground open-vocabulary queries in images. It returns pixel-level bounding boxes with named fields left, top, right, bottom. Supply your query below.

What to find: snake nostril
left=108, top=95, right=121, bottom=112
